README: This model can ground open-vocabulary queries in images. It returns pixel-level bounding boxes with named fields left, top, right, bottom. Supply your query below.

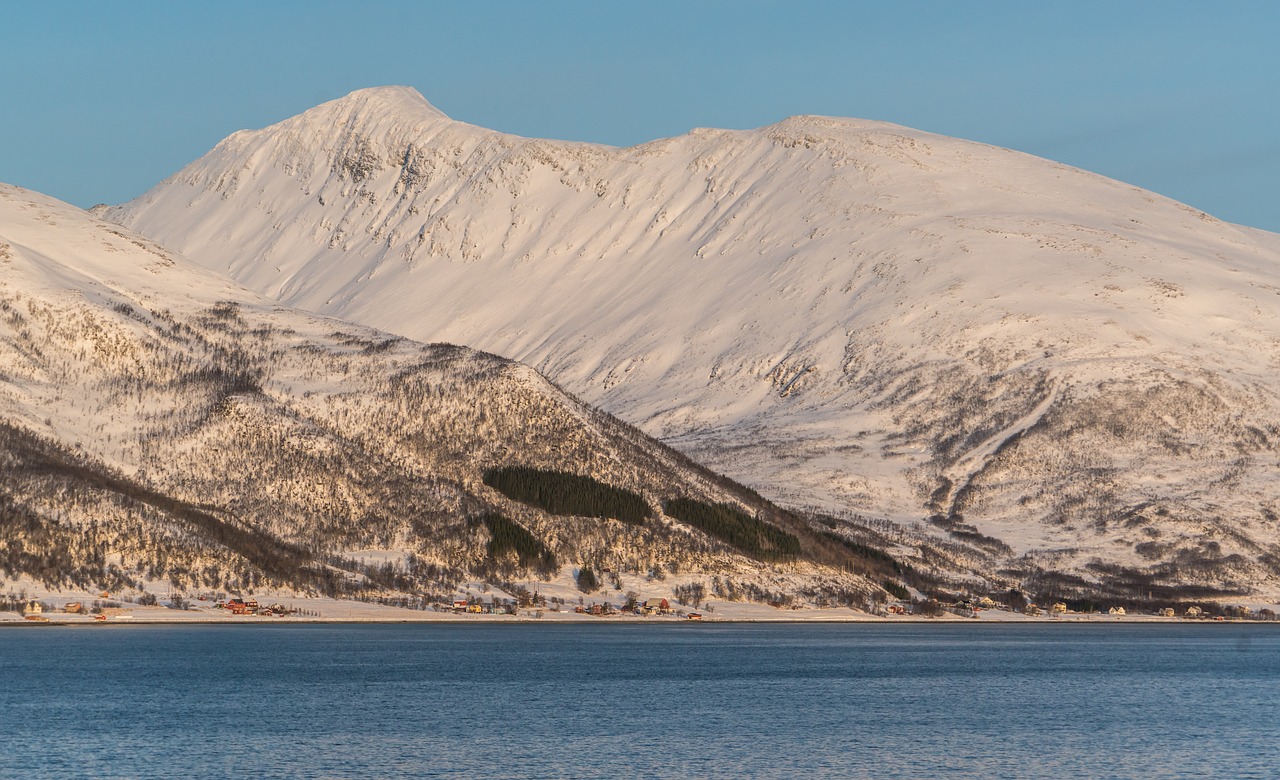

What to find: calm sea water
left=1, top=622, right=1276, bottom=779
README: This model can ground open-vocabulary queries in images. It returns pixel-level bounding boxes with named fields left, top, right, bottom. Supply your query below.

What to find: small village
left=217, top=598, right=304, bottom=617
left=880, top=595, right=1279, bottom=621
left=2, top=592, right=314, bottom=621
left=1, top=588, right=710, bottom=622
left=446, top=595, right=700, bottom=619
left=5, top=586, right=1279, bottom=624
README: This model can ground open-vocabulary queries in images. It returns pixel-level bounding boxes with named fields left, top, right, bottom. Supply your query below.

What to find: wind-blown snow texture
left=110, top=87, right=1280, bottom=597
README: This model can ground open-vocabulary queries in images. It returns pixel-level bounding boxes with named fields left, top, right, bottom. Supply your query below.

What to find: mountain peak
left=321, top=85, right=449, bottom=122
left=170, top=85, right=465, bottom=200
left=108, top=93, right=1280, bottom=599
left=269, top=85, right=450, bottom=139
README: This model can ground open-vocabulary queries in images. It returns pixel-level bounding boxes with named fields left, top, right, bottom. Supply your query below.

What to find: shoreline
left=7, top=575, right=1275, bottom=628
left=5, top=610, right=1277, bottom=628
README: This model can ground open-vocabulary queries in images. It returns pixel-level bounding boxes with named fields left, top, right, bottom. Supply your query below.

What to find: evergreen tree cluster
left=482, top=513, right=557, bottom=573
left=662, top=498, right=801, bottom=561
left=482, top=466, right=651, bottom=524
left=575, top=565, right=600, bottom=593
left=822, top=531, right=902, bottom=574
left=882, top=579, right=910, bottom=600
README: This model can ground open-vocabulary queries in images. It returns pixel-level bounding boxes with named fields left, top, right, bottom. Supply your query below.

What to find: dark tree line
left=882, top=580, right=910, bottom=600
left=482, top=466, right=651, bottom=525
left=482, top=513, right=558, bottom=573
left=575, top=565, right=600, bottom=593
left=662, top=498, right=801, bottom=561
left=821, top=531, right=903, bottom=574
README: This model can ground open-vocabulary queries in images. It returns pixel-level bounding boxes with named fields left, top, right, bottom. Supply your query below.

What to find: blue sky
left=3, top=1, right=1278, bottom=231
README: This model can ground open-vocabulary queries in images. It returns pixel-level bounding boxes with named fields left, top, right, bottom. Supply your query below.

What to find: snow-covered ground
left=6, top=569, right=1272, bottom=626
left=5, top=597, right=1265, bottom=626
left=107, top=87, right=1280, bottom=596
left=4, top=183, right=883, bottom=608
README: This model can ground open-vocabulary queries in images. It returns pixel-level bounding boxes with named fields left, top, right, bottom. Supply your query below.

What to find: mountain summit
left=109, top=88, right=1280, bottom=599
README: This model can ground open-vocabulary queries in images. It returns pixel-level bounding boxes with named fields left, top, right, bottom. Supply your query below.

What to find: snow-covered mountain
left=2, top=183, right=878, bottom=604
left=108, top=87, right=1280, bottom=599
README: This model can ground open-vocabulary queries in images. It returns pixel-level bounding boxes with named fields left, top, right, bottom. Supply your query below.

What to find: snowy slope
left=2, top=183, right=874, bottom=603
left=109, top=87, right=1280, bottom=598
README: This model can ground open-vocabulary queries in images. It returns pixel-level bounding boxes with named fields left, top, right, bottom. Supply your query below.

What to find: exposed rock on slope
left=108, top=88, right=1280, bottom=598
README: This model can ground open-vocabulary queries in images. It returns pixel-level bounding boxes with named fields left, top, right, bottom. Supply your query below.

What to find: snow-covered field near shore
left=6, top=602, right=1264, bottom=625
left=5, top=572, right=1272, bottom=626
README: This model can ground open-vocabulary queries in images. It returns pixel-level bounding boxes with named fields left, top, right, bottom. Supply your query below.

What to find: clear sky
left=3, top=1, right=1278, bottom=231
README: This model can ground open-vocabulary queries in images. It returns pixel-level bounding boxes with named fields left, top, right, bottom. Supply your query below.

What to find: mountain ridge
left=107, top=88, right=1280, bottom=599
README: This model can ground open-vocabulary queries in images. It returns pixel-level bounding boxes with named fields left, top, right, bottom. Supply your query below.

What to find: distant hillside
left=0, top=183, right=881, bottom=606
left=106, top=87, right=1280, bottom=600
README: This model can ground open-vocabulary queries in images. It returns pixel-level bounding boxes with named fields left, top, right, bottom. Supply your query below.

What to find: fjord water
left=2, top=624, right=1276, bottom=779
